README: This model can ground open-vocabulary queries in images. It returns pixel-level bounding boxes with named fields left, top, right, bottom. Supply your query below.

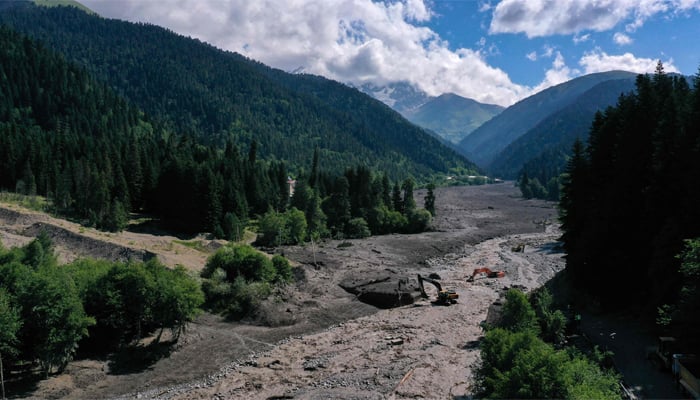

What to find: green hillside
left=0, top=24, right=279, bottom=233
left=404, top=93, right=503, bottom=145
left=458, top=71, right=637, bottom=167
left=0, top=24, right=445, bottom=239
left=0, top=1, right=475, bottom=181
left=492, top=77, right=637, bottom=180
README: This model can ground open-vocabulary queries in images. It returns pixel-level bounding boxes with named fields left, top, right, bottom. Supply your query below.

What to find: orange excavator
left=417, top=274, right=459, bottom=305
left=467, top=268, right=505, bottom=282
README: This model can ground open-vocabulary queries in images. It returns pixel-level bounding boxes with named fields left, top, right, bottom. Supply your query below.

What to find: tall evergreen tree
left=401, top=178, right=416, bottom=212
left=559, top=63, right=700, bottom=306
left=424, top=182, right=436, bottom=216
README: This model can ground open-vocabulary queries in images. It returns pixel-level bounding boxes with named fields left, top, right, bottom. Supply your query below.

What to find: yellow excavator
left=417, top=274, right=458, bottom=305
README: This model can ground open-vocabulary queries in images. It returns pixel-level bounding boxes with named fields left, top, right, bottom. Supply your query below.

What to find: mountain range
left=1, top=1, right=656, bottom=186
left=490, top=76, right=638, bottom=178
left=360, top=71, right=641, bottom=180
left=0, top=1, right=475, bottom=180
left=456, top=70, right=639, bottom=169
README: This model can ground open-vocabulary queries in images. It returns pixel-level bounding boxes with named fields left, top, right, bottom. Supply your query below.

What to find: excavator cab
left=417, top=274, right=458, bottom=305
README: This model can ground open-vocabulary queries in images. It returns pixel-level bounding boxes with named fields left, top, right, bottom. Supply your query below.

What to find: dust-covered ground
left=2, top=183, right=566, bottom=399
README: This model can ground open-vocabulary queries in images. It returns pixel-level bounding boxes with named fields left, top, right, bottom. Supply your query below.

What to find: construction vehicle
left=417, top=274, right=458, bottom=305
left=467, top=268, right=505, bottom=282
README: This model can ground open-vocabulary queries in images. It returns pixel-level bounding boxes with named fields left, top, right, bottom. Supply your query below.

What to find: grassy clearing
left=173, top=240, right=208, bottom=253
left=0, top=191, right=49, bottom=212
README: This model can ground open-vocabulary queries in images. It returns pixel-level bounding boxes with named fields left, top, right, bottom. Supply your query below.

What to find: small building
left=287, top=177, right=296, bottom=197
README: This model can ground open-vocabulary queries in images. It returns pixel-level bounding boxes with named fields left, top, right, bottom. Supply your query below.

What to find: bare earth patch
left=2, top=183, right=566, bottom=399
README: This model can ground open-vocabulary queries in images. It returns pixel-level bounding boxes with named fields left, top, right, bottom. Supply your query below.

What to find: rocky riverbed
left=7, top=183, right=565, bottom=399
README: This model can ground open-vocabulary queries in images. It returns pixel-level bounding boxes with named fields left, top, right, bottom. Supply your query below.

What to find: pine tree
left=559, top=139, right=589, bottom=283
left=392, top=182, right=402, bottom=213
left=424, top=182, right=436, bottom=216
left=401, top=178, right=416, bottom=213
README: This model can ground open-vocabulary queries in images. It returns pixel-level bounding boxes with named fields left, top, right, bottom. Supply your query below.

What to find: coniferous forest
left=559, top=64, right=700, bottom=352
left=0, top=2, right=476, bottom=181
left=0, top=20, right=446, bottom=238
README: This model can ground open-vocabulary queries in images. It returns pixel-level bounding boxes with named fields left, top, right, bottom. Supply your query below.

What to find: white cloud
left=490, top=0, right=700, bottom=37
left=526, top=51, right=537, bottom=61
left=542, top=45, right=555, bottom=58
left=82, top=0, right=530, bottom=106
left=613, top=32, right=633, bottom=45
left=478, top=1, right=495, bottom=13
left=573, top=33, right=591, bottom=44
left=532, top=51, right=578, bottom=93
left=404, top=0, right=432, bottom=21
left=579, top=49, right=679, bottom=73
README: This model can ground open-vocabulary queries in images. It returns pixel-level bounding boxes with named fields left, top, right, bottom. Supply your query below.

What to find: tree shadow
left=126, top=215, right=200, bottom=240
left=107, top=340, right=175, bottom=375
left=3, top=367, right=40, bottom=400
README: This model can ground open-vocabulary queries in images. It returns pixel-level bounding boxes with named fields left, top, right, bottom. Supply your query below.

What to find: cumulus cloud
left=526, top=51, right=537, bottom=61
left=532, top=51, right=578, bottom=93
left=490, top=0, right=700, bottom=37
left=82, top=0, right=530, bottom=106
left=613, top=32, right=633, bottom=45
left=579, top=49, right=679, bottom=73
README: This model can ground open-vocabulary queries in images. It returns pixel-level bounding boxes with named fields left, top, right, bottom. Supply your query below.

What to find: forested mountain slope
left=0, top=24, right=287, bottom=234
left=491, top=77, right=637, bottom=179
left=559, top=70, right=700, bottom=353
left=403, top=93, right=503, bottom=145
left=0, top=2, right=475, bottom=179
left=0, top=16, right=455, bottom=240
left=457, top=71, right=637, bottom=167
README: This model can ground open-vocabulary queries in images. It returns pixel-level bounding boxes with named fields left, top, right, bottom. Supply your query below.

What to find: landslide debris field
left=1, top=183, right=566, bottom=399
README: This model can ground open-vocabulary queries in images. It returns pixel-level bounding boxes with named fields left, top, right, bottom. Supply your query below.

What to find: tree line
left=256, top=161, right=437, bottom=246
left=559, top=64, right=700, bottom=351
left=0, top=233, right=203, bottom=381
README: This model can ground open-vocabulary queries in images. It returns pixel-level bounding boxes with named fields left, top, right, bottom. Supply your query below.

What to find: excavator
left=467, top=268, right=505, bottom=282
left=417, top=274, right=458, bottom=305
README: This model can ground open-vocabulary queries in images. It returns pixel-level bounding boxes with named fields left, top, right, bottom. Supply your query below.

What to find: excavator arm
left=417, top=274, right=442, bottom=297
left=417, top=274, right=458, bottom=305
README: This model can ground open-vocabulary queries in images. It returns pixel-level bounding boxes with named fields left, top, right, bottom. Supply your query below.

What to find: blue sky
left=423, top=0, right=699, bottom=86
left=82, top=0, right=700, bottom=106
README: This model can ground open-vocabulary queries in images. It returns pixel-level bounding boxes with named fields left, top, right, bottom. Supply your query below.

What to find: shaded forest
left=559, top=64, right=700, bottom=351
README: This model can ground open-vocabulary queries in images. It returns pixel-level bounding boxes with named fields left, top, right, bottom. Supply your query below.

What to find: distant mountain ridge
left=490, top=77, right=638, bottom=178
left=357, top=81, right=433, bottom=115
left=403, top=93, right=503, bottom=144
left=32, top=0, right=94, bottom=13
left=457, top=70, right=639, bottom=168
left=0, top=1, right=476, bottom=179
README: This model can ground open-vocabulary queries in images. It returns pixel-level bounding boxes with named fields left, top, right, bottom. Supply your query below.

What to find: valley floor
left=3, top=183, right=566, bottom=399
